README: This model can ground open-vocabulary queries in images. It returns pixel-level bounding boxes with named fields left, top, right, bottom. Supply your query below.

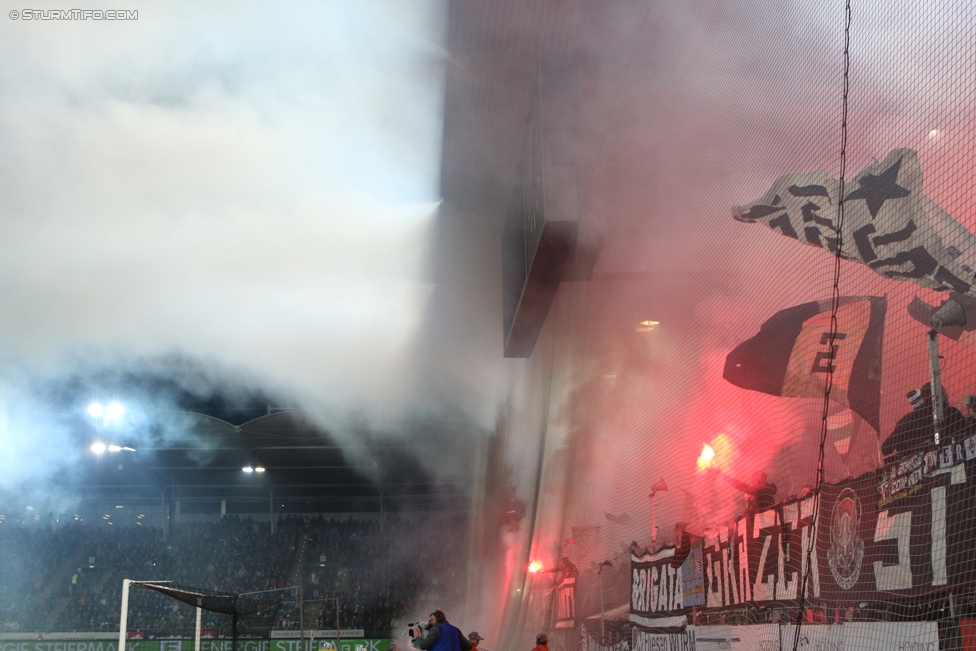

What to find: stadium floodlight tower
left=89, top=401, right=125, bottom=425
left=927, top=297, right=969, bottom=445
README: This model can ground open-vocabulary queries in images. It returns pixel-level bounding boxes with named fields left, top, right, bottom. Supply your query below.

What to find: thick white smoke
left=0, top=0, right=449, bottom=492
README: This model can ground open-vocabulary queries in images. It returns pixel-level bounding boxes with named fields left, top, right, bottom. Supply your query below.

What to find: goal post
left=119, top=580, right=298, bottom=651
left=120, top=580, right=176, bottom=651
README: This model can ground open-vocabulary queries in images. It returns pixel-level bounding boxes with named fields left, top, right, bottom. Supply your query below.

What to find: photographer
left=409, top=611, right=472, bottom=651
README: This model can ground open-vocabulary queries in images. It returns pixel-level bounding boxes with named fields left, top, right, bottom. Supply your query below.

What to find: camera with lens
left=406, top=621, right=425, bottom=638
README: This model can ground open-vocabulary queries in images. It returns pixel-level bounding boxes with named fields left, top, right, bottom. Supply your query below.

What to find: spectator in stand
left=531, top=633, right=548, bottom=651
left=468, top=632, right=487, bottom=651
left=882, top=383, right=966, bottom=461
left=717, top=470, right=777, bottom=511
left=1, top=513, right=469, bottom=635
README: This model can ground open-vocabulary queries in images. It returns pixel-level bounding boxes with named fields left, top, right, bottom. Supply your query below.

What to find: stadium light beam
left=91, top=441, right=107, bottom=455
left=88, top=401, right=125, bottom=425
left=254, top=466, right=266, bottom=473
left=242, top=466, right=254, bottom=473
left=106, top=402, right=124, bottom=421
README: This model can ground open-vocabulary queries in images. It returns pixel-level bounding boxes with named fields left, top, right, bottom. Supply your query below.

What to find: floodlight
left=108, top=445, right=122, bottom=452
left=926, top=297, right=970, bottom=445
left=91, top=441, right=107, bottom=455
left=88, top=403, right=104, bottom=418
left=931, top=298, right=967, bottom=329
left=105, top=402, right=125, bottom=421
left=254, top=466, right=266, bottom=473
left=242, top=466, right=254, bottom=473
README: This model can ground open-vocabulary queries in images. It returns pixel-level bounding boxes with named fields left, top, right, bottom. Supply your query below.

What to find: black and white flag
left=733, top=148, right=976, bottom=295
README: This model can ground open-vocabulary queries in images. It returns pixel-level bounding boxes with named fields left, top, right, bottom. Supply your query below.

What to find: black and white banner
left=818, top=448, right=976, bottom=599
left=631, top=444, right=976, bottom=618
left=733, top=148, right=976, bottom=296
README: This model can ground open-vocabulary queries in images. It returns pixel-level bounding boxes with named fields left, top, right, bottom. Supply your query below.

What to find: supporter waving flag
left=723, top=297, right=886, bottom=431
left=733, top=149, right=976, bottom=296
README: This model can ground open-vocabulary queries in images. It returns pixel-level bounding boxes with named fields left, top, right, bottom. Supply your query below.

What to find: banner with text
left=632, top=443, right=976, bottom=617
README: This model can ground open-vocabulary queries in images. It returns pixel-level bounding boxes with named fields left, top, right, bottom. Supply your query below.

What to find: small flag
left=604, top=511, right=632, bottom=525
left=649, top=478, right=668, bottom=496
left=571, top=525, right=601, bottom=551
left=723, top=297, right=886, bottom=431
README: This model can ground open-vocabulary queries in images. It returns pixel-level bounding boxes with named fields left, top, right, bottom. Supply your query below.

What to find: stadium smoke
left=0, top=3, right=490, bottom=632
left=0, top=1, right=467, bottom=498
left=456, top=3, right=976, bottom=641
left=4, top=0, right=976, bottom=642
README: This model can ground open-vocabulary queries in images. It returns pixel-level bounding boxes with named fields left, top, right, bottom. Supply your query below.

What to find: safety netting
left=120, top=582, right=296, bottom=650
left=470, top=0, right=976, bottom=650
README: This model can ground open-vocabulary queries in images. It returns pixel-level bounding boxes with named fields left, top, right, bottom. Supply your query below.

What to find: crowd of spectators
left=298, top=515, right=467, bottom=633
left=0, top=513, right=468, bottom=638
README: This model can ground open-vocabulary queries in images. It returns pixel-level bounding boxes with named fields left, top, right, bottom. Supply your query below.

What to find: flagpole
left=649, top=479, right=667, bottom=551
left=650, top=498, right=657, bottom=551
left=928, top=329, right=945, bottom=446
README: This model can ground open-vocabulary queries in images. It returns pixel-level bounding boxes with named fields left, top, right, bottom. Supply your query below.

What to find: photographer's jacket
left=412, top=622, right=471, bottom=651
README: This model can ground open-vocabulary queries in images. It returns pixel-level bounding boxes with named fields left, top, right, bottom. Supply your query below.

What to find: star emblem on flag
left=844, top=157, right=911, bottom=218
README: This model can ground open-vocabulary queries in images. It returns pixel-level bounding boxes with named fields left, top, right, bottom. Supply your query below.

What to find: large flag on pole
left=733, top=149, right=976, bottom=296
left=723, top=297, right=886, bottom=431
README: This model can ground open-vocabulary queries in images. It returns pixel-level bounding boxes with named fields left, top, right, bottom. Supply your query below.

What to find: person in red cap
left=467, top=632, right=487, bottom=651
left=531, top=633, right=548, bottom=651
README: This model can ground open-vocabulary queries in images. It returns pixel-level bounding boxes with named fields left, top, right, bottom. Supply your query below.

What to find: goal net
left=119, top=581, right=297, bottom=651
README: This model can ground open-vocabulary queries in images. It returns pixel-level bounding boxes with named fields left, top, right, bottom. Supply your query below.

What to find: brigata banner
left=632, top=440, right=976, bottom=617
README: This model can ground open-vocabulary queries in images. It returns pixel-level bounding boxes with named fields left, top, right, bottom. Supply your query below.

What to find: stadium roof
left=52, top=409, right=471, bottom=516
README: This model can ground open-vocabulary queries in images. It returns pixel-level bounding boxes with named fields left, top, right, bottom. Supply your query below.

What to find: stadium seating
left=0, top=514, right=467, bottom=636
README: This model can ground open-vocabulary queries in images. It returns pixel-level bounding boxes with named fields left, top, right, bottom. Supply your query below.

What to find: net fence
left=122, top=583, right=296, bottom=650
left=469, top=0, right=976, bottom=650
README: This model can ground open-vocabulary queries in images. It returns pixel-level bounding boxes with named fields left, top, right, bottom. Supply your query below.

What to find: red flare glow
left=528, top=560, right=544, bottom=573
left=698, top=443, right=715, bottom=470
